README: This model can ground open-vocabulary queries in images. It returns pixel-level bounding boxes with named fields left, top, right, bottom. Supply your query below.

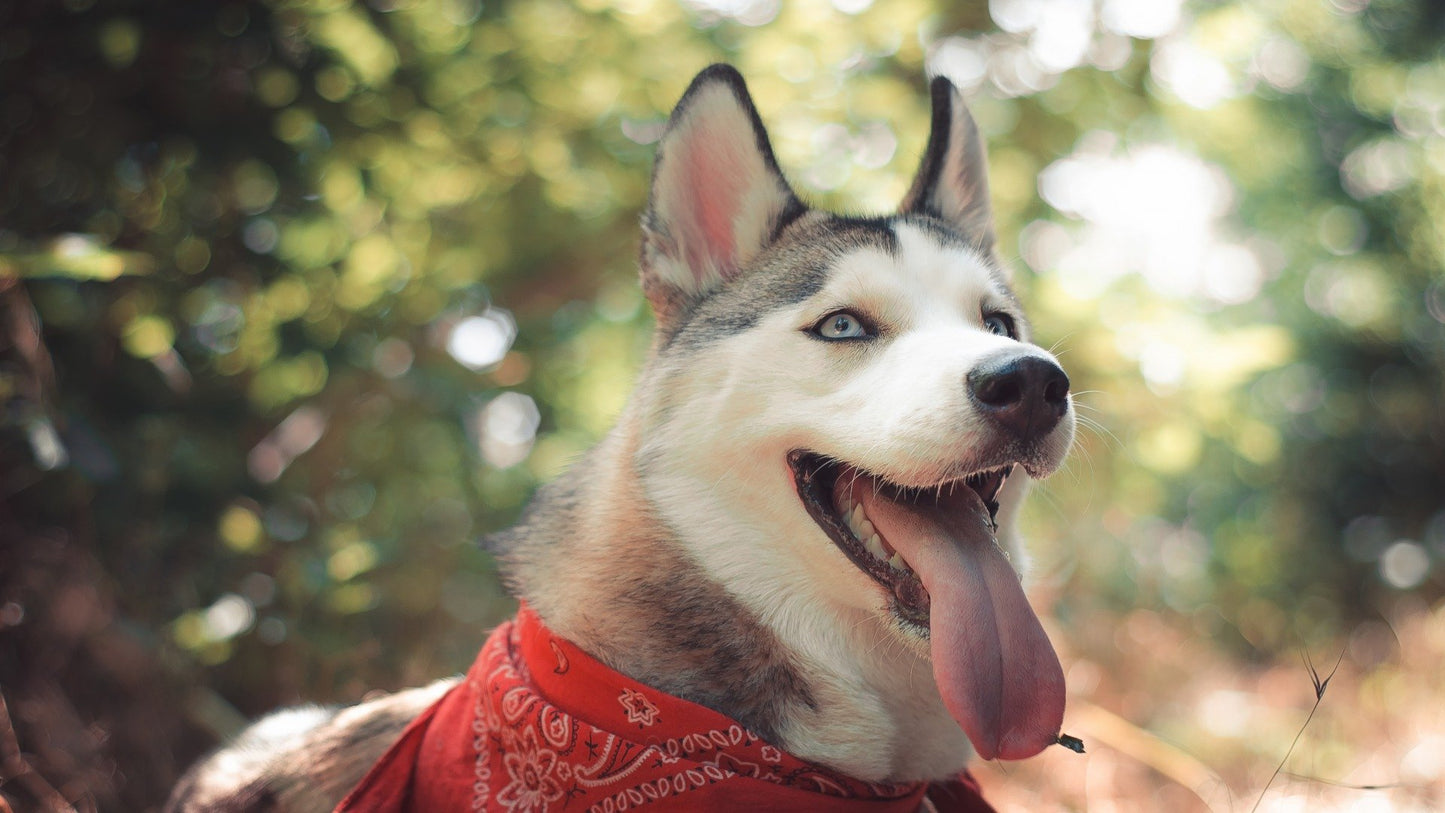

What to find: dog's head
left=632, top=65, right=1074, bottom=767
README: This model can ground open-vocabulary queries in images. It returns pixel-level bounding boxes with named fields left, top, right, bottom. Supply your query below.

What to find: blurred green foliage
left=2, top=0, right=1443, bottom=807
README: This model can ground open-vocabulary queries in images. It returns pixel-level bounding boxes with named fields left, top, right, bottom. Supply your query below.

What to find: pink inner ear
left=677, top=132, right=748, bottom=285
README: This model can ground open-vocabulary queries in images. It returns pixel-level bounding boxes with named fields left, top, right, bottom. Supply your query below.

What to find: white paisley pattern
left=617, top=688, right=660, bottom=728
left=496, top=728, right=566, bottom=812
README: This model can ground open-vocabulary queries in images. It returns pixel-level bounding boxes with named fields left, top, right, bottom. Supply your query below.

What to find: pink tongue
left=855, top=483, right=1065, bottom=761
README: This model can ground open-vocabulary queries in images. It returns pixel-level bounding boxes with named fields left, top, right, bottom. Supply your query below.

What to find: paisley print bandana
left=336, top=604, right=996, bottom=812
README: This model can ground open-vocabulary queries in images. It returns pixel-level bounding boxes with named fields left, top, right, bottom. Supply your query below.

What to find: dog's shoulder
left=165, top=678, right=456, bottom=813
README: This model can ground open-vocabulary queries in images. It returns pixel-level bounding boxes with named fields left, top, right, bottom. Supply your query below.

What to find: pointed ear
left=900, top=76, right=996, bottom=253
left=640, top=65, right=802, bottom=326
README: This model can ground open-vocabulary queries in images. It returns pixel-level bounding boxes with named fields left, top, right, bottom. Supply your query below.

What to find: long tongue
left=855, top=483, right=1065, bottom=761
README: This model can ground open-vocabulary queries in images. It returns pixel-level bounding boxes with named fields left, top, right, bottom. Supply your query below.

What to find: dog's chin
left=786, top=450, right=1013, bottom=633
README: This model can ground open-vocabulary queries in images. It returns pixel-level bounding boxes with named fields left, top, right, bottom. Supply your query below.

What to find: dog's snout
left=966, top=354, right=1070, bottom=439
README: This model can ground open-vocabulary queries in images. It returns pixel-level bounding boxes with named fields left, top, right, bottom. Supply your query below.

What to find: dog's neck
left=489, top=424, right=816, bottom=746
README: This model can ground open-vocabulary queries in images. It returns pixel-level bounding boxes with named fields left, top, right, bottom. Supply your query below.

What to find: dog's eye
left=983, top=313, right=1015, bottom=339
left=813, top=311, right=870, bottom=341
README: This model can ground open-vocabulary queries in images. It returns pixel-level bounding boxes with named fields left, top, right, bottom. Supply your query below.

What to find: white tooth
left=866, top=534, right=888, bottom=560
left=851, top=506, right=873, bottom=541
left=888, top=552, right=909, bottom=572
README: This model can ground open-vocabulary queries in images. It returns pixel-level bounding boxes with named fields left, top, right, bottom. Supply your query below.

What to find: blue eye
left=815, top=311, right=870, bottom=340
left=983, top=313, right=1015, bottom=338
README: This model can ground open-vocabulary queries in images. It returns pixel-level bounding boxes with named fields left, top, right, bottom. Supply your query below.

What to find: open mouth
left=787, top=450, right=1012, bottom=629
left=788, top=448, right=1066, bottom=761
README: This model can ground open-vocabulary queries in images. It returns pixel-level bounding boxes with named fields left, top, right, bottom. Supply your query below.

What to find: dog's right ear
left=640, top=65, right=802, bottom=327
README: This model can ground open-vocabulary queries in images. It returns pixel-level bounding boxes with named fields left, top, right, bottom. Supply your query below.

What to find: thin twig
left=0, top=687, right=78, bottom=813
left=1249, top=646, right=1346, bottom=813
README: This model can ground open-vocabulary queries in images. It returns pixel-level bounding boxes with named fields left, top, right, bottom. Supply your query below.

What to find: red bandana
left=337, top=605, right=995, bottom=812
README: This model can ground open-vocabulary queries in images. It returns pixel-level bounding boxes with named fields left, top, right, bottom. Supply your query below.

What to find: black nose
left=966, top=353, right=1070, bottom=440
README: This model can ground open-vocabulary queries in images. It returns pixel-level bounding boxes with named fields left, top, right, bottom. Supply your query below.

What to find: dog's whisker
left=1045, top=333, right=1077, bottom=356
left=1074, top=413, right=1123, bottom=450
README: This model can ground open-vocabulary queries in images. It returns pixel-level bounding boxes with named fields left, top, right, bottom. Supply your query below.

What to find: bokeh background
left=2, top=0, right=1443, bottom=810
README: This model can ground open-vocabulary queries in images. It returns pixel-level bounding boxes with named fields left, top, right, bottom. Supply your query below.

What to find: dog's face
left=631, top=67, right=1073, bottom=773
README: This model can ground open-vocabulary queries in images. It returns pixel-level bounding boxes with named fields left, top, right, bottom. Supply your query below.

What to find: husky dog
left=169, top=64, right=1074, bottom=811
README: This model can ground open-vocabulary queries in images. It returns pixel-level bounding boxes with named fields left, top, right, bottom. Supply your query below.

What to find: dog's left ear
left=900, top=76, right=997, bottom=254
left=640, top=65, right=802, bottom=326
